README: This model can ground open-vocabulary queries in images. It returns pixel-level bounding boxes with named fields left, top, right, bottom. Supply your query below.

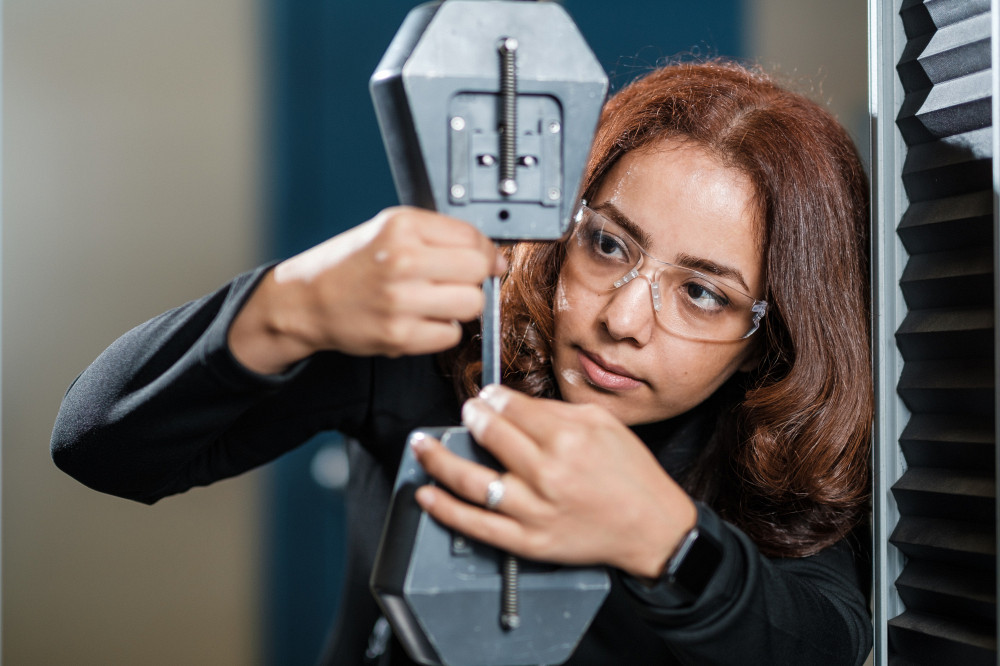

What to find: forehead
left=592, top=140, right=763, bottom=289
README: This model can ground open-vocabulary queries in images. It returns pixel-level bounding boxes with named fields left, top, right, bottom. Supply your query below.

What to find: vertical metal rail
left=481, top=272, right=521, bottom=631
left=482, top=276, right=502, bottom=387
left=489, top=35, right=521, bottom=631
left=869, top=0, right=909, bottom=662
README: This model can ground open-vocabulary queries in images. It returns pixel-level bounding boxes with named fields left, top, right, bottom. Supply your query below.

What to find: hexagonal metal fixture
left=371, top=428, right=611, bottom=666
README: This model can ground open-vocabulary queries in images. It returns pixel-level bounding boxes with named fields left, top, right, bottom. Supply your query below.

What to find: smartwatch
left=662, top=502, right=725, bottom=604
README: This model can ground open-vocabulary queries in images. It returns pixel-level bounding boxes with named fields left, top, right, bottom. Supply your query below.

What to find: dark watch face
left=668, top=527, right=724, bottom=602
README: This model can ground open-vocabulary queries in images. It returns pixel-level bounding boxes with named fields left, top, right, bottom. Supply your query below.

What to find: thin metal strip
left=870, top=0, right=910, bottom=662
left=482, top=275, right=501, bottom=387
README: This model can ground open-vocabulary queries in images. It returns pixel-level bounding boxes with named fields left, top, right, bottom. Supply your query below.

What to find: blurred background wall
left=2, top=0, right=867, bottom=664
left=3, top=1, right=261, bottom=664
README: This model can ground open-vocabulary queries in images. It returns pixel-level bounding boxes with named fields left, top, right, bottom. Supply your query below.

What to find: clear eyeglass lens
left=568, top=207, right=764, bottom=342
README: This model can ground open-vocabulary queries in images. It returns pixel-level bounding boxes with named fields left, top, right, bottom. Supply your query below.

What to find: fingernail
left=415, top=486, right=435, bottom=508
left=462, top=399, right=489, bottom=434
left=409, top=432, right=430, bottom=454
left=479, top=384, right=509, bottom=411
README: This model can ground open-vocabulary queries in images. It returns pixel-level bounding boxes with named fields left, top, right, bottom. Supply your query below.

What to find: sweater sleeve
left=50, top=265, right=375, bottom=504
left=619, top=505, right=872, bottom=666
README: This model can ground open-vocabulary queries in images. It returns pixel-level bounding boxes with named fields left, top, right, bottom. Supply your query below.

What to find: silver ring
left=485, top=478, right=506, bottom=511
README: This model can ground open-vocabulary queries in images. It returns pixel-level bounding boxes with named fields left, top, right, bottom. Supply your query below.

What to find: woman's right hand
left=228, top=207, right=506, bottom=374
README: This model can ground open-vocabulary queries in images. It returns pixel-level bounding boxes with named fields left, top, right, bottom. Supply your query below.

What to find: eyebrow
left=591, top=202, right=654, bottom=248
left=674, top=253, right=752, bottom=294
left=591, top=201, right=752, bottom=294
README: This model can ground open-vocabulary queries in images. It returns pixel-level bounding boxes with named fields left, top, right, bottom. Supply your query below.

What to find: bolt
left=451, top=184, right=467, bottom=199
left=548, top=121, right=561, bottom=134
left=547, top=187, right=561, bottom=201
left=500, top=179, right=518, bottom=196
left=501, top=613, right=521, bottom=630
left=498, top=37, right=518, bottom=54
left=450, top=116, right=466, bottom=131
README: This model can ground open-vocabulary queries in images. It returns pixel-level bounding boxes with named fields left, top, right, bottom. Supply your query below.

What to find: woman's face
left=552, top=139, right=764, bottom=425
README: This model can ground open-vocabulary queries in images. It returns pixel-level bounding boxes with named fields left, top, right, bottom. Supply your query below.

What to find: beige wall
left=746, top=0, right=870, bottom=153
left=3, top=0, right=262, bottom=664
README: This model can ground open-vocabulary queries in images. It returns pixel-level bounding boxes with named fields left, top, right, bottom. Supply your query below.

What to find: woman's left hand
left=411, top=385, right=697, bottom=580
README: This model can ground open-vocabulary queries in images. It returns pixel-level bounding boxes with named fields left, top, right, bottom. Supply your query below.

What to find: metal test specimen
left=369, top=1, right=608, bottom=665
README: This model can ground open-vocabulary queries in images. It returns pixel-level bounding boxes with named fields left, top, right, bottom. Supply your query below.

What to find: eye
left=683, top=282, right=730, bottom=312
left=588, top=228, right=632, bottom=264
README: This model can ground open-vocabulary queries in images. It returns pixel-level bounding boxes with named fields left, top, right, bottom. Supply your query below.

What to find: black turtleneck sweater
left=51, top=265, right=872, bottom=666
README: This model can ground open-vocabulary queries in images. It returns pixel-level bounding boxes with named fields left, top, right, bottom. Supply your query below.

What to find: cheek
left=645, top=339, right=750, bottom=400
left=553, top=275, right=572, bottom=314
left=552, top=274, right=599, bottom=336
left=551, top=276, right=596, bottom=388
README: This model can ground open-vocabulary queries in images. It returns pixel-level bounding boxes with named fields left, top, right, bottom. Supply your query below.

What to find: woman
left=52, top=60, right=873, bottom=665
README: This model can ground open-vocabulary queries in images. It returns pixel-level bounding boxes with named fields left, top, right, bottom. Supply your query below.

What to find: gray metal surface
left=371, top=428, right=611, bottom=666
left=370, top=0, right=607, bottom=240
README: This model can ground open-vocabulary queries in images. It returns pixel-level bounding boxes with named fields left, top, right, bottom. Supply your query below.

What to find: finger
left=383, top=245, right=496, bottom=284
left=387, top=283, right=485, bottom=322
left=410, top=433, right=526, bottom=513
left=461, top=397, right=544, bottom=480
left=405, top=209, right=489, bottom=248
left=404, top=211, right=506, bottom=274
left=422, top=245, right=501, bottom=283
left=375, top=319, right=462, bottom=356
left=414, top=484, right=529, bottom=555
left=476, top=384, right=581, bottom=449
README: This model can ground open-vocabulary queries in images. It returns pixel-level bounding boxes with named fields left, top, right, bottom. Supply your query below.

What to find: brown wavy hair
left=445, top=59, right=872, bottom=557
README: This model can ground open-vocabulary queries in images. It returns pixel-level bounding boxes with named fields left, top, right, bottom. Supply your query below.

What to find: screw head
left=451, top=184, right=467, bottom=199
left=500, top=179, right=518, bottom=196
left=450, top=116, right=466, bottom=131
left=548, top=121, right=561, bottom=134
left=547, top=187, right=561, bottom=201
left=501, top=614, right=521, bottom=630
left=499, top=37, right=518, bottom=53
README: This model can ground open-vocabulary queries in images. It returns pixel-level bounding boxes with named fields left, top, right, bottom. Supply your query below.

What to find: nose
left=600, top=274, right=657, bottom=346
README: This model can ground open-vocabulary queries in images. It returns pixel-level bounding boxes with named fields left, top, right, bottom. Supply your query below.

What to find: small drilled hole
left=498, top=209, right=510, bottom=220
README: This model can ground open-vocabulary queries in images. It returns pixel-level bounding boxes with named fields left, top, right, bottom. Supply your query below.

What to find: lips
left=576, top=349, right=644, bottom=391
